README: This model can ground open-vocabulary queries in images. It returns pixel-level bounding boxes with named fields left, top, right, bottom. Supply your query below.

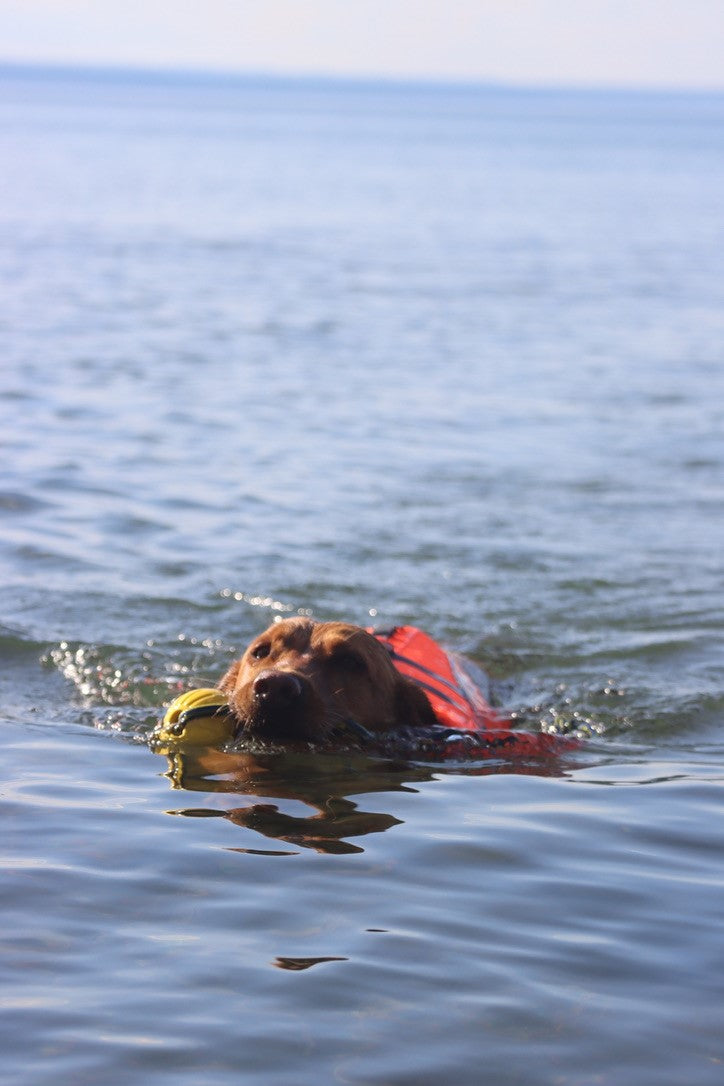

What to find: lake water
left=1, top=64, right=724, bottom=1085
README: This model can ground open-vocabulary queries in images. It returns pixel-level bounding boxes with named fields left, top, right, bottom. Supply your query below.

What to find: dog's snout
left=252, top=669, right=303, bottom=707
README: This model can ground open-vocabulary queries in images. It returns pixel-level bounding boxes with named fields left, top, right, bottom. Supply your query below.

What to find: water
left=1, top=64, right=724, bottom=1084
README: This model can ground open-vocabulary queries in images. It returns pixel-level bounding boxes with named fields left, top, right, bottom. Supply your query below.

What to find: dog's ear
left=394, top=678, right=437, bottom=729
left=218, top=660, right=240, bottom=694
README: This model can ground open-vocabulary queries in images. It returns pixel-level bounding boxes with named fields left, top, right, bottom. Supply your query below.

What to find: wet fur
left=219, top=618, right=436, bottom=745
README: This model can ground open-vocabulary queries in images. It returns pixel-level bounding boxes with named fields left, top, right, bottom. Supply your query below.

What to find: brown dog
left=219, top=618, right=436, bottom=745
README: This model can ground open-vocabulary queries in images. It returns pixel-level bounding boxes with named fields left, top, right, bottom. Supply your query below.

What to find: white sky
left=2, top=0, right=724, bottom=89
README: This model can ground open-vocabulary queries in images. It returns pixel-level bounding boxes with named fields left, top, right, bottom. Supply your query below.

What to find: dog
left=219, top=617, right=437, bottom=745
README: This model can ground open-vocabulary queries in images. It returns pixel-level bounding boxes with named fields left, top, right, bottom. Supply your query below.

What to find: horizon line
left=2, top=57, right=724, bottom=98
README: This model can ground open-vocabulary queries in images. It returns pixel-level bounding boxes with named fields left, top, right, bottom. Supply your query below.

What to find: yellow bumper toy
left=152, top=688, right=235, bottom=749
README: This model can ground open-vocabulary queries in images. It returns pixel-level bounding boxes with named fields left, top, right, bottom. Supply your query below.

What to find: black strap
left=386, top=647, right=471, bottom=707
left=179, top=704, right=231, bottom=724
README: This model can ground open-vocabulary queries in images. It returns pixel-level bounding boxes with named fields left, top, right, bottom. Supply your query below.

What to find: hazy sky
left=3, top=0, right=724, bottom=89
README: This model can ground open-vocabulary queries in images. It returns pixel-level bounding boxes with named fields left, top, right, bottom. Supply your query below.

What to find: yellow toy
left=152, top=688, right=235, bottom=749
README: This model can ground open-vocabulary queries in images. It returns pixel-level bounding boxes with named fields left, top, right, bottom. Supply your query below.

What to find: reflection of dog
left=220, top=618, right=436, bottom=744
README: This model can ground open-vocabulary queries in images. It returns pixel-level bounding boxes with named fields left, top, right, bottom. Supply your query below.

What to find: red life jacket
left=371, top=625, right=577, bottom=758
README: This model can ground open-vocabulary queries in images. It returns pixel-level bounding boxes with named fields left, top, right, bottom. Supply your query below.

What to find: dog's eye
left=332, top=650, right=368, bottom=675
left=250, top=642, right=271, bottom=660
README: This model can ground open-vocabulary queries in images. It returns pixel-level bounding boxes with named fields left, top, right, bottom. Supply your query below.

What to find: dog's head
left=219, top=618, right=436, bottom=745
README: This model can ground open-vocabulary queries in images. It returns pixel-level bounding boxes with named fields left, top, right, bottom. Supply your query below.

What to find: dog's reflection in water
left=158, top=742, right=566, bottom=854
left=161, top=746, right=433, bottom=855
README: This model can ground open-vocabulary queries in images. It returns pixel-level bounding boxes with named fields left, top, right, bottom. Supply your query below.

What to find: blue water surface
left=1, top=65, right=724, bottom=1085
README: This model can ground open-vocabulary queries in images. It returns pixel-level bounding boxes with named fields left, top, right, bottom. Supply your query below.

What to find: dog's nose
left=252, top=670, right=303, bottom=707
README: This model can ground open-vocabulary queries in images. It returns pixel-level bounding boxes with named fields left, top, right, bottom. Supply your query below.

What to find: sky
left=2, top=0, right=724, bottom=90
